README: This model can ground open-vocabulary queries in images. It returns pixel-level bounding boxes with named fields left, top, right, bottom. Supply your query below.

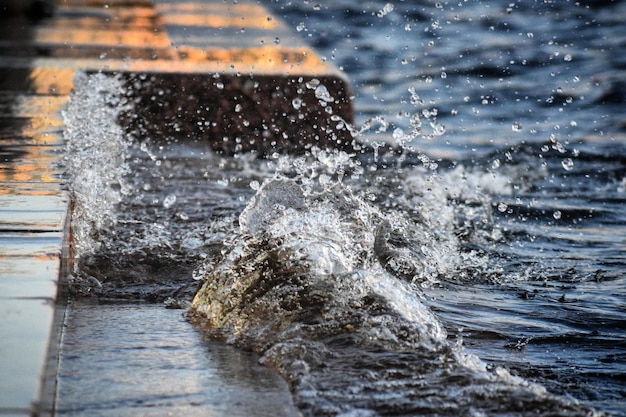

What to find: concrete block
left=0, top=298, right=55, bottom=412
left=0, top=194, right=68, bottom=232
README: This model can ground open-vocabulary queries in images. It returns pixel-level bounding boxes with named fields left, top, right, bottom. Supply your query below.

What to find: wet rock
left=189, top=177, right=594, bottom=417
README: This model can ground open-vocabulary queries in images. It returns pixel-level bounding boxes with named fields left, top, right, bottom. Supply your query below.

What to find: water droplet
left=561, top=158, right=574, bottom=171
left=554, top=142, right=566, bottom=153
left=314, top=85, right=333, bottom=102
left=410, top=113, right=422, bottom=127
left=564, top=54, right=572, bottom=62
left=250, top=180, right=260, bottom=190
left=497, top=202, right=508, bottom=212
left=377, top=3, right=394, bottom=17
left=553, top=210, right=562, bottom=220
left=512, top=122, right=523, bottom=132
left=296, top=22, right=306, bottom=32
left=163, top=194, right=177, bottom=209
left=305, top=78, right=320, bottom=90
left=318, top=174, right=330, bottom=186
left=234, top=103, right=242, bottom=112
left=388, top=259, right=400, bottom=271
left=274, top=37, right=280, bottom=44
left=192, top=265, right=206, bottom=280
left=410, top=93, right=422, bottom=106
left=431, top=121, right=446, bottom=136
left=392, top=128, right=404, bottom=141
left=216, top=82, right=224, bottom=90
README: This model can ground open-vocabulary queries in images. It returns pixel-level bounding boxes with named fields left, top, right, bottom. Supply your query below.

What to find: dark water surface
left=264, top=1, right=626, bottom=413
left=62, top=1, right=625, bottom=416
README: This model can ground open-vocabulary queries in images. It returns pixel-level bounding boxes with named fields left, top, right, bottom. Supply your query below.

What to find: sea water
left=62, top=1, right=625, bottom=416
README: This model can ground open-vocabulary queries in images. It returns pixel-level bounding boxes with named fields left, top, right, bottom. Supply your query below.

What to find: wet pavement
left=55, top=303, right=299, bottom=417
left=0, top=0, right=350, bottom=415
left=0, top=9, right=70, bottom=416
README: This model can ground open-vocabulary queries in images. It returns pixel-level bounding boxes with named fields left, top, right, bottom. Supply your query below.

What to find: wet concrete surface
left=0, top=11, right=69, bottom=417
left=56, top=302, right=299, bottom=417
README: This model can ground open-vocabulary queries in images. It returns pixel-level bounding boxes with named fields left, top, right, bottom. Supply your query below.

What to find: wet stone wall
left=118, top=72, right=355, bottom=157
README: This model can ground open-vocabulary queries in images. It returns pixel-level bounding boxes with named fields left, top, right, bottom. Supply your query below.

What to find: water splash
left=190, top=160, right=594, bottom=416
left=63, top=72, right=131, bottom=262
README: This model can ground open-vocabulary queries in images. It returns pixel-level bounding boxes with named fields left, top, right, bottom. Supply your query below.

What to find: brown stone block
left=0, top=43, right=175, bottom=60
left=120, top=71, right=355, bottom=157
left=177, top=46, right=330, bottom=74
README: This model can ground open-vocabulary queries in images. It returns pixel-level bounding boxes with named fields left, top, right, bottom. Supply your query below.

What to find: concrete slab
left=0, top=232, right=64, bottom=257
left=0, top=182, right=63, bottom=195
left=55, top=303, right=299, bottom=417
left=0, top=194, right=67, bottom=232
left=0, top=298, right=56, bottom=412
left=0, top=256, right=59, bottom=299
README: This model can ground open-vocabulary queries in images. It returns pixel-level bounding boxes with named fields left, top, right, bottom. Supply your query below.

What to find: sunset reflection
left=0, top=0, right=348, bottom=191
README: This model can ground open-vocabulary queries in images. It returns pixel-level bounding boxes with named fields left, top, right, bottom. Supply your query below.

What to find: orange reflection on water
left=32, top=2, right=171, bottom=57
left=0, top=92, right=68, bottom=195
left=157, top=3, right=279, bottom=29
left=35, top=27, right=170, bottom=49
left=26, top=67, right=74, bottom=95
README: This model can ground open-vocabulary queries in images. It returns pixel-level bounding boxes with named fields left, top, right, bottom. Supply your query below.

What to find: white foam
left=63, top=72, right=130, bottom=261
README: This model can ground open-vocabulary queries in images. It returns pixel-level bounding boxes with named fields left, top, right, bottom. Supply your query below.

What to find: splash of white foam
left=63, top=72, right=130, bottom=261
